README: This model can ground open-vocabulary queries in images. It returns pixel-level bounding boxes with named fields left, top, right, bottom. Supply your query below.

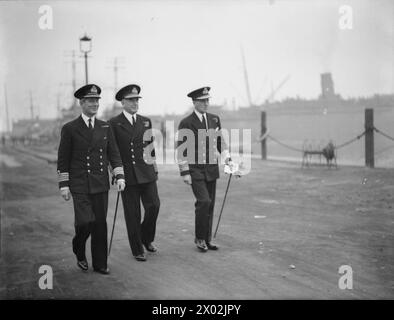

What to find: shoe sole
left=93, top=270, right=110, bottom=275
left=77, top=263, right=88, bottom=271
left=134, top=256, right=147, bottom=261
left=143, top=244, right=157, bottom=253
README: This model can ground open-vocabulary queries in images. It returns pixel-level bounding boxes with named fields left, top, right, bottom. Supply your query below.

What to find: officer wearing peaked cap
left=57, top=84, right=126, bottom=275
left=109, top=84, right=160, bottom=262
left=177, top=86, right=231, bottom=252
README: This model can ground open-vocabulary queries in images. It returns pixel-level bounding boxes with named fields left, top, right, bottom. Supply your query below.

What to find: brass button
left=132, top=161, right=136, bottom=164
left=87, top=163, right=90, bottom=166
left=100, top=149, right=103, bottom=152
left=86, top=156, right=90, bottom=159
left=100, top=162, right=103, bottom=165
left=132, top=155, right=135, bottom=158
left=88, top=170, right=91, bottom=173
left=100, top=168, right=103, bottom=172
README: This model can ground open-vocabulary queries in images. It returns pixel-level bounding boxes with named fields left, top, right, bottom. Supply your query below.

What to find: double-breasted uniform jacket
left=57, top=116, right=124, bottom=193
left=177, top=112, right=229, bottom=181
left=109, top=112, right=158, bottom=185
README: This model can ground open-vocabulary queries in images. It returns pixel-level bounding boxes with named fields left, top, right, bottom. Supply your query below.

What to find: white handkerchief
left=224, top=162, right=245, bottom=176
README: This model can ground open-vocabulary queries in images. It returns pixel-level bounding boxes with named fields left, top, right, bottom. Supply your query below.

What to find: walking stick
left=214, top=173, right=232, bottom=238
left=108, top=190, right=121, bottom=256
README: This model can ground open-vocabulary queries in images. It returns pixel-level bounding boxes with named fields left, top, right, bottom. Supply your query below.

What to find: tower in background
left=320, top=73, right=335, bottom=99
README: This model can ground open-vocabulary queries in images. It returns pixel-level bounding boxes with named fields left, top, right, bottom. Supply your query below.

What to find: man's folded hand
left=183, top=174, right=192, bottom=185
left=60, top=187, right=70, bottom=201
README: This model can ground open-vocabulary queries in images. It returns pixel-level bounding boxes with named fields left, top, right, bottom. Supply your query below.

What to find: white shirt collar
left=194, top=109, right=206, bottom=122
left=123, top=110, right=137, bottom=125
left=81, top=113, right=95, bottom=128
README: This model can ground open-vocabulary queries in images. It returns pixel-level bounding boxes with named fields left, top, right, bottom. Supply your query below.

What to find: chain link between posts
left=335, top=131, right=366, bottom=150
left=374, top=127, right=394, bottom=142
left=261, top=131, right=366, bottom=153
left=260, top=126, right=394, bottom=154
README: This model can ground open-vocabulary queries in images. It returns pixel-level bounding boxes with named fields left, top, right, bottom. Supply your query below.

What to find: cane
left=214, top=173, right=232, bottom=238
left=108, top=190, right=120, bottom=256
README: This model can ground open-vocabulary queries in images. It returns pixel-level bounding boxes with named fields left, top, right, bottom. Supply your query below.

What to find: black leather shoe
left=93, top=267, right=110, bottom=275
left=195, top=239, right=208, bottom=252
left=206, top=242, right=219, bottom=250
left=77, top=260, right=88, bottom=271
left=134, top=254, right=147, bottom=261
left=143, top=243, right=158, bottom=253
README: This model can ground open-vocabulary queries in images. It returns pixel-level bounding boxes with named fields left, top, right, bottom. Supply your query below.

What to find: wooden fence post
left=365, top=108, right=374, bottom=168
left=261, top=111, right=267, bottom=160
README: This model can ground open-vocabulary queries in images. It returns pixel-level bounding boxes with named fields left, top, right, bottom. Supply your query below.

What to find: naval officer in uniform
left=109, top=84, right=160, bottom=262
left=177, top=87, right=231, bottom=252
left=57, top=84, right=125, bottom=275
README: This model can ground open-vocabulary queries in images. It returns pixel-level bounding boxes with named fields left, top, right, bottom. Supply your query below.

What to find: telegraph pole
left=64, top=50, right=78, bottom=107
left=71, top=51, right=77, bottom=96
left=241, top=46, right=253, bottom=107
left=107, top=57, right=125, bottom=98
left=4, top=84, right=10, bottom=132
left=29, top=90, right=34, bottom=119
left=106, top=57, right=125, bottom=106
left=114, top=57, right=119, bottom=96
left=56, top=92, right=61, bottom=118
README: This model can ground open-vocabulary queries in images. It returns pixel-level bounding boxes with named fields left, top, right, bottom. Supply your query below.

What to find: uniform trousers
left=191, top=179, right=217, bottom=243
left=71, top=192, right=108, bottom=270
left=121, top=181, right=160, bottom=256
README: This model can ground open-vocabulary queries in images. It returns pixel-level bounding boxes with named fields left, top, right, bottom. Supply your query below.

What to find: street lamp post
left=79, top=34, right=92, bottom=85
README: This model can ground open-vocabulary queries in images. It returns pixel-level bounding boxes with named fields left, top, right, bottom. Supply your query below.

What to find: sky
left=0, top=0, right=393, bottom=131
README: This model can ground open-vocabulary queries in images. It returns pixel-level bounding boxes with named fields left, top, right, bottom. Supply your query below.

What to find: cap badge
left=203, top=87, right=209, bottom=95
left=132, top=87, right=138, bottom=94
left=91, top=86, right=98, bottom=93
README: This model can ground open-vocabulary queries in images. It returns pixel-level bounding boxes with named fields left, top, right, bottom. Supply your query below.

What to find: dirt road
left=1, top=146, right=393, bottom=299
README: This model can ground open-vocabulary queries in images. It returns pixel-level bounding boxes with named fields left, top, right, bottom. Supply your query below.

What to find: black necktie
left=202, top=114, right=207, bottom=131
left=202, top=114, right=209, bottom=163
left=132, top=116, right=136, bottom=126
left=88, top=118, right=93, bottom=130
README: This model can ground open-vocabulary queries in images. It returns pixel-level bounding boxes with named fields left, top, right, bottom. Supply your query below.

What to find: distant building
left=101, top=102, right=123, bottom=121
left=11, top=117, right=60, bottom=143
left=61, top=102, right=80, bottom=121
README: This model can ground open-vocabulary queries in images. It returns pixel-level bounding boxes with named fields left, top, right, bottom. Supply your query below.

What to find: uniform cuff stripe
left=113, top=167, right=124, bottom=176
left=222, top=149, right=231, bottom=160
left=58, top=172, right=69, bottom=182
left=178, top=161, right=189, bottom=173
